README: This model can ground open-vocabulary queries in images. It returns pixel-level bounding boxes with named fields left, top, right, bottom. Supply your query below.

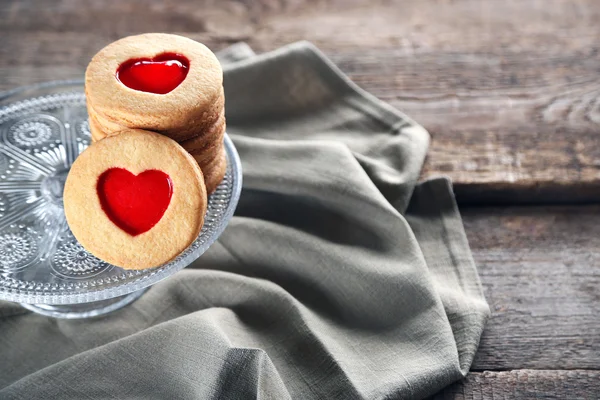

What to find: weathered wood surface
left=464, top=205, right=600, bottom=371
left=431, top=370, right=600, bottom=400
left=1, top=0, right=600, bottom=203
left=432, top=205, right=600, bottom=398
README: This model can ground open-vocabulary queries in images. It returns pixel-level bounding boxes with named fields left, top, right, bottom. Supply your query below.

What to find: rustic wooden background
left=1, top=0, right=599, bottom=398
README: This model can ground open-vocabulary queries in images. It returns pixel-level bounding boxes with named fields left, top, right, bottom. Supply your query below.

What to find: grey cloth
left=0, top=42, right=489, bottom=400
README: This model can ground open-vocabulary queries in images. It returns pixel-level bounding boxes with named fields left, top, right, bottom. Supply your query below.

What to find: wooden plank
left=1, top=0, right=600, bottom=203
left=464, top=205, right=600, bottom=370
left=431, top=370, right=600, bottom=400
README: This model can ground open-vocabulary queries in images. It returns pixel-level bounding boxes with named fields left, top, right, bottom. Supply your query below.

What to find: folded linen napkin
left=0, top=42, right=489, bottom=400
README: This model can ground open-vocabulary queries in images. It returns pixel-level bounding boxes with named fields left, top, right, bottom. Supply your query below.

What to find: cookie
left=190, top=140, right=223, bottom=168
left=143, top=90, right=224, bottom=142
left=87, top=101, right=123, bottom=138
left=89, top=88, right=225, bottom=144
left=196, top=146, right=227, bottom=194
left=64, top=129, right=207, bottom=270
left=88, top=112, right=108, bottom=142
left=85, top=33, right=224, bottom=140
left=179, top=109, right=226, bottom=153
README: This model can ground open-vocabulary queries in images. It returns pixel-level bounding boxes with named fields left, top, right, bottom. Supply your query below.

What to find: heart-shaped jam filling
left=116, top=53, right=189, bottom=94
left=97, top=168, right=173, bottom=236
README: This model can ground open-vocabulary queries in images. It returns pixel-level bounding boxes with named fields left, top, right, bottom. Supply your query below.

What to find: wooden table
left=1, top=1, right=599, bottom=398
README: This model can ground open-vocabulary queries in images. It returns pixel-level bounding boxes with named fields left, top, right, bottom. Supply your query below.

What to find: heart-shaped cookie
left=64, top=129, right=207, bottom=270
left=97, top=168, right=173, bottom=236
left=85, top=34, right=224, bottom=142
left=116, top=53, right=189, bottom=94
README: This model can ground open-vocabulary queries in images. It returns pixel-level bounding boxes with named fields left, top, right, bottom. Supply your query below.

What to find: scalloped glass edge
left=0, top=80, right=243, bottom=304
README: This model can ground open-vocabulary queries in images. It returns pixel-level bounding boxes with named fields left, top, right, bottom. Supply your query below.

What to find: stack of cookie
left=85, top=33, right=226, bottom=194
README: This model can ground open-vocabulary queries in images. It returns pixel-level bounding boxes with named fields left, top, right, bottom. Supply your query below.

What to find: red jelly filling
left=97, top=168, right=173, bottom=236
left=116, top=53, right=189, bottom=94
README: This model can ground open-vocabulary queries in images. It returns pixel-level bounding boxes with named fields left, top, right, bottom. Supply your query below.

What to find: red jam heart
left=116, top=53, right=189, bottom=94
left=97, top=168, right=173, bottom=236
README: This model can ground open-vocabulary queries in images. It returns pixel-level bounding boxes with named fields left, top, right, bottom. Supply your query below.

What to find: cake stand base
left=20, top=288, right=148, bottom=319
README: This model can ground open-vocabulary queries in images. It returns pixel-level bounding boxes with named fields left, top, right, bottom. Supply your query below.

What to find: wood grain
left=1, top=0, right=600, bottom=203
left=431, top=370, right=600, bottom=400
left=464, top=205, right=600, bottom=370
left=446, top=203, right=600, bottom=396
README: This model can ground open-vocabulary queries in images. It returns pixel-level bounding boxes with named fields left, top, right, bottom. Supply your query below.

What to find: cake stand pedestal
left=20, top=289, right=148, bottom=319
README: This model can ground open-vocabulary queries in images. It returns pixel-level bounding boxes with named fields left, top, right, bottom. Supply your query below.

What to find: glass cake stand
left=0, top=80, right=242, bottom=319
